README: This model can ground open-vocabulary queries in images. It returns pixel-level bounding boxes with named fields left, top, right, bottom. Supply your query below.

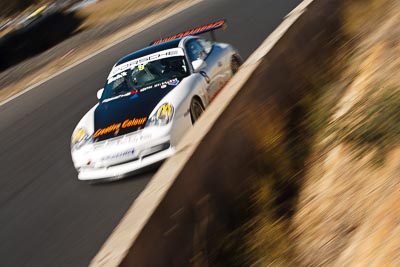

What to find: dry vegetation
left=294, top=0, right=400, bottom=265
left=76, top=0, right=171, bottom=27
left=222, top=0, right=400, bottom=266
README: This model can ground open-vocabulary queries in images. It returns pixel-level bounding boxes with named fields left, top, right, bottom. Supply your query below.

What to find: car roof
left=115, top=39, right=183, bottom=66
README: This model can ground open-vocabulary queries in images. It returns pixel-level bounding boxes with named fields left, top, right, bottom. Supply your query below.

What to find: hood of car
left=93, top=79, right=181, bottom=142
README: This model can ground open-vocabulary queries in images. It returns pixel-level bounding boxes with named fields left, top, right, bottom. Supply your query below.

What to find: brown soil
left=293, top=0, right=400, bottom=265
left=214, top=0, right=400, bottom=266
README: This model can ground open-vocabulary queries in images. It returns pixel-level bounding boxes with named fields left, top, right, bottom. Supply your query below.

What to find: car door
left=185, top=38, right=222, bottom=102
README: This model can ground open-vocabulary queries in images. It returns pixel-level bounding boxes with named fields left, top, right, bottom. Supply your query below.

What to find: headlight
left=71, top=128, right=93, bottom=150
left=146, top=103, right=174, bottom=127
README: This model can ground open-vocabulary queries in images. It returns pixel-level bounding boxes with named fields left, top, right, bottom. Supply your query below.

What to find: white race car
left=71, top=20, right=241, bottom=181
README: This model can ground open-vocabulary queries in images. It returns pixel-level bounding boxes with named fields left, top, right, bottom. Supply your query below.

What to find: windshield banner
left=108, top=48, right=185, bottom=79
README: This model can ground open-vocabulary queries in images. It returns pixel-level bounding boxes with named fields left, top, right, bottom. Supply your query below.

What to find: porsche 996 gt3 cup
left=71, top=19, right=241, bottom=181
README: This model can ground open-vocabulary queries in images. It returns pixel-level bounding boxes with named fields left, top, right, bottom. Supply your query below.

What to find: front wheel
left=190, top=98, right=205, bottom=124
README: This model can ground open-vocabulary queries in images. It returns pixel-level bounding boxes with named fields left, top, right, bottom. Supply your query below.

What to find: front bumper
left=72, top=126, right=175, bottom=181
left=77, top=146, right=175, bottom=181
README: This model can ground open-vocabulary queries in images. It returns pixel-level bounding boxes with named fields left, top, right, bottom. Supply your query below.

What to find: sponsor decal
left=94, top=123, right=121, bottom=138
left=167, top=78, right=180, bottom=86
left=122, top=117, right=147, bottom=128
left=108, top=48, right=184, bottom=78
left=138, top=78, right=180, bottom=92
left=102, top=90, right=139, bottom=103
left=157, top=103, right=174, bottom=118
left=154, top=78, right=180, bottom=89
left=150, top=19, right=226, bottom=46
left=139, top=85, right=153, bottom=93
left=102, top=92, right=130, bottom=103
left=93, top=117, right=147, bottom=138
left=101, top=149, right=135, bottom=161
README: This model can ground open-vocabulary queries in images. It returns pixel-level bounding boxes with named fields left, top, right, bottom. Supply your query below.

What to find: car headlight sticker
left=71, top=128, right=93, bottom=150
left=72, top=128, right=86, bottom=143
left=147, top=103, right=174, bottom=126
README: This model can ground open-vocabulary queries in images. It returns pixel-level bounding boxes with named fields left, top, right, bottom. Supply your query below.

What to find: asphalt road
left=0, top=0, right=299, bottom=266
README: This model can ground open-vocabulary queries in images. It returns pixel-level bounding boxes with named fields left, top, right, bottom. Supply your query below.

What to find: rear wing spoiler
left=149, top=19, right=227, bottom=46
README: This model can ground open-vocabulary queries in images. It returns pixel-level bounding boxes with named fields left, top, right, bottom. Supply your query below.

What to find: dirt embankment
left=214, top=0, right=400, bottom=266
left=293, top=0, right=400, bottom=265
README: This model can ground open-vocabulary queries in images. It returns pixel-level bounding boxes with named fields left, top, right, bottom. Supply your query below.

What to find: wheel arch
left=189, top=95, right=206, bottom=124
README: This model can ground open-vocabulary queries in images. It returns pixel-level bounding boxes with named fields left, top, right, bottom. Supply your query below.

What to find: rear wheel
left=190, top=98, right=205, bottom=124
left=231, top=56, right=241, bottom=74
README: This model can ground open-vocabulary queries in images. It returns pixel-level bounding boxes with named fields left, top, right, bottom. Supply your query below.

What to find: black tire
left=231, top=56, right=241, bottom=74
left=190, top=98, right=205, bottom=124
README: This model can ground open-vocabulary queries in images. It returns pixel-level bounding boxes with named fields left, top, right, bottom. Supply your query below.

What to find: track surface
left=0, top=0, right=299, bottom=266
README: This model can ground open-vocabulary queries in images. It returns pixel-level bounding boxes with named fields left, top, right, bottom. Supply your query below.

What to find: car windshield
left=102, top=56, right=189, bottom=100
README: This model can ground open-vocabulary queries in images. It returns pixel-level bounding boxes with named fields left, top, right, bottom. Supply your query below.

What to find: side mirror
left=97, top=88, right=104, bottom=100
left=192, top=59, right=206, bottom=72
